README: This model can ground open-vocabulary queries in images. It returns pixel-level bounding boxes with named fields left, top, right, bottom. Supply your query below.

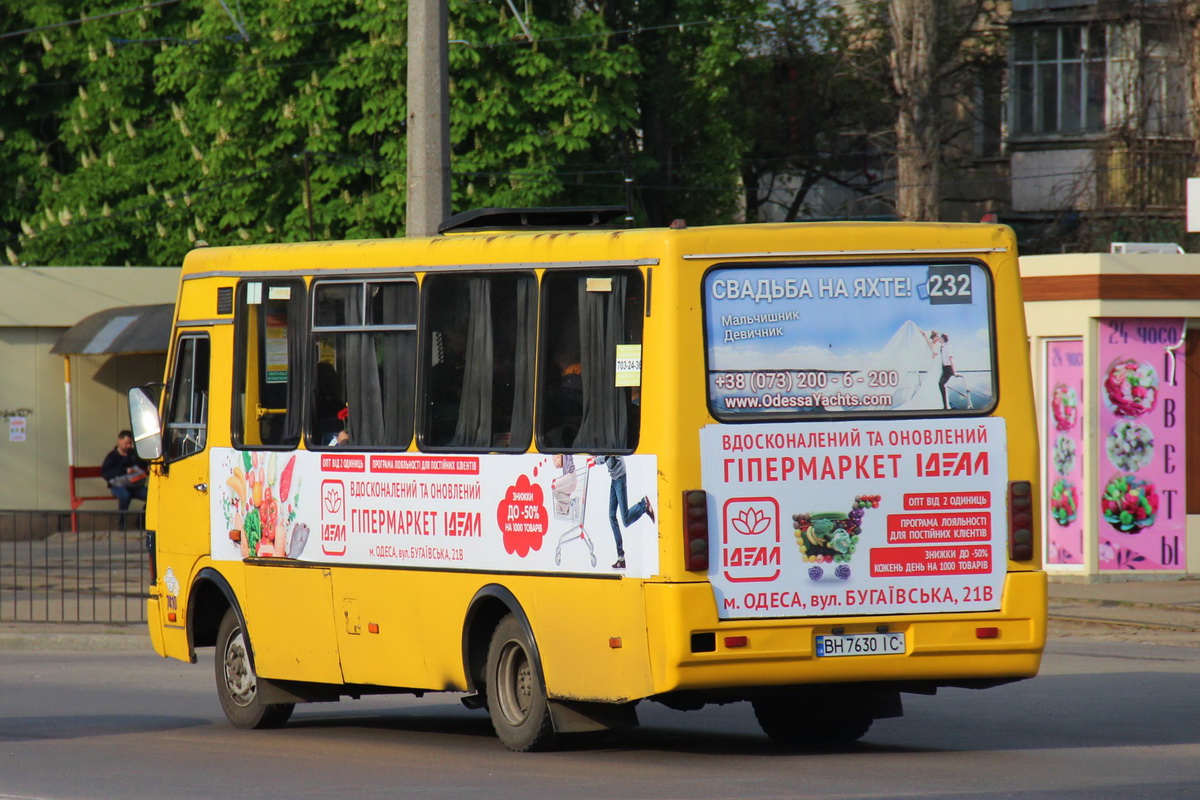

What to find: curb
left=1050, top=596, right=1200, bottom=615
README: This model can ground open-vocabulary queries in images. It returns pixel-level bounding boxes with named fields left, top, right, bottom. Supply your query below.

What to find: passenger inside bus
left=541, top=337, right=583, bottom=449
left=313, top=360, right=345, bottom=446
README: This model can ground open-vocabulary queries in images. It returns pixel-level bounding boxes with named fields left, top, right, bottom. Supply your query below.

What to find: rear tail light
left=1008, top=481, right=1034, bottom=561
left=683, top=490, right=709, bottom=571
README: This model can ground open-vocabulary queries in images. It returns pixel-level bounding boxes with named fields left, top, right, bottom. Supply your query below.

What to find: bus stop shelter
left=51, top=304, right=174, bottom=513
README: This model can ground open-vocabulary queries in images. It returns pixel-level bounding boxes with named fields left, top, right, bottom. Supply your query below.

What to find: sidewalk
left=1047, top=575, right=1200, bottom=646
left=0, top=621, right=149, bottom=651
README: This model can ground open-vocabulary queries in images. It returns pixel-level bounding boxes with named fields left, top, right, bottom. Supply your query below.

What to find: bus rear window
left=703, top=262, right=995, bottom=419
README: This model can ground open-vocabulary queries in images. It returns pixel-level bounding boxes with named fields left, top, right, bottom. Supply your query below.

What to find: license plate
left=815, top=632, right=905, bottom=657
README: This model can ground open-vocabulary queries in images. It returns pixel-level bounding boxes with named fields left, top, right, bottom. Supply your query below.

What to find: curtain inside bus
left=453, top=278, right=495, bottom=448
left=313, top=281, right=415, bottom=448
left=576, top=274, right=628, bottom=450
left=538, top=271, right=642, bottom=453
left=423, top=274, right=534, bottom=451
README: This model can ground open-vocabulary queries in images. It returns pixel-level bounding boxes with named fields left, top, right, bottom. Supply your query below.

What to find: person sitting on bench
left=101, top=430, right=149, bottom=518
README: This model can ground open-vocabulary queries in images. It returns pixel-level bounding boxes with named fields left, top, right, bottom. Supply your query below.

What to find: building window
left=1012, top=24, right=1106, bottom=135
left=976, top=63, right=1005, bottom=157
left=1133, top=24, right=1188, bottom=135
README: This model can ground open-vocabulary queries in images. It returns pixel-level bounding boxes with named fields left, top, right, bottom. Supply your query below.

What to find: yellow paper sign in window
left=615, top=344, right=642, bottom=387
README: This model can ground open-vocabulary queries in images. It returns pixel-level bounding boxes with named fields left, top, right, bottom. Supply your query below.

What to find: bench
left=69, top=465, right=113, bottom=510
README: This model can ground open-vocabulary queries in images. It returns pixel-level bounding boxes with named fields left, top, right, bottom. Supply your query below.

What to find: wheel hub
left=224, top=631, right=257, bottom=708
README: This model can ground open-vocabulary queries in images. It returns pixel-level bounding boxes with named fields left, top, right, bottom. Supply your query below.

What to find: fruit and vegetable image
left=221, top=451, right=304, bottom=558
left=792, top=495, right=879, bottom=581
left=1101, top=474, right=1157, bottom=533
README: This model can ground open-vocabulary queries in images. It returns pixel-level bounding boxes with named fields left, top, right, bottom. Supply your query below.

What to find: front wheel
left=485, top=614, right=555, bottom=751
left=215, top=608, right=294, bottom=729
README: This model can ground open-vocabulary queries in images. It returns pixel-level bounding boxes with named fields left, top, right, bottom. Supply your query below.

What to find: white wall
left=1011, top=149, right=1096, bottom=213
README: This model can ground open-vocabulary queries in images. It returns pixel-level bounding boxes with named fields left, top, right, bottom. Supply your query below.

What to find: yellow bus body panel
left=148, top=221, right=1044, bottom=706
left=644, top=570, right=1045, bottom=693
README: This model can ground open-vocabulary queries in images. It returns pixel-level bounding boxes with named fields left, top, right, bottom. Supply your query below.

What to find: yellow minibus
left=130, top=207, right=1044, bottom=750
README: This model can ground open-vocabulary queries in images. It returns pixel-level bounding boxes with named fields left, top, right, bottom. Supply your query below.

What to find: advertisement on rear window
left=208, top=448, right=658, bottom=578
left=701, top=418, right=1008, bottom=619
left=704, top=263, right=994, bottom=417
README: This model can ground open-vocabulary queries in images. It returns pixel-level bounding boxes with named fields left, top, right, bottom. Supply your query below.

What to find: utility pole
left=406, top=0, right=451, bottom=237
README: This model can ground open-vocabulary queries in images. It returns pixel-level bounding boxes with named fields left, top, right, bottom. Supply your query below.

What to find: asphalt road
left=0, top=639, right=1197, bottom=800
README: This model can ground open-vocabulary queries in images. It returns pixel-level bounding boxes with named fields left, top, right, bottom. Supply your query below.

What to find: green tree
left=1, top=0, right=642, bottom=266
left=598, top=0, right=761, bottom=226
left=738, top=0, right=892, bottom=222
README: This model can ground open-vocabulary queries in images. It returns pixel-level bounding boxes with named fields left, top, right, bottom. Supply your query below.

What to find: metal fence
left=0, top=510, right=148, bottom=624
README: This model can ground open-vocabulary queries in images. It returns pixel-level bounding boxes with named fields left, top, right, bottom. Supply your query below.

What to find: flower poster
left=1044, top=339, right=1083, bottom=566
left=1096, top=319, right=1186, bottom=571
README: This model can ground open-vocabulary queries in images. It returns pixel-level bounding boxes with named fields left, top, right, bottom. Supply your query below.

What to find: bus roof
left=179, top=220, right=1015, bottom=279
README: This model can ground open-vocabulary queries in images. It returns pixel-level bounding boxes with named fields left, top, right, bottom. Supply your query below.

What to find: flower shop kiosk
left=1022, top=252, right=1200, bottom=578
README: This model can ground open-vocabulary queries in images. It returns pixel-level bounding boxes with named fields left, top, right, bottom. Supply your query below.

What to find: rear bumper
left=644, top=570, right=1046, bottom=695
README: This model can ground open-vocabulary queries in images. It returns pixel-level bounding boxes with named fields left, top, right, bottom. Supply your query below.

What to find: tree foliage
left=0, top=1, right=659, bottom=265
left=737, top=0, right=892, bottom=222
left=2, top=1, right=949, bottom=264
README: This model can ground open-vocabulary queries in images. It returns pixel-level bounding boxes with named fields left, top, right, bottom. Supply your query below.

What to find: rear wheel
left=215, top=608, right=294, bottom=729
left=751, top=694, right=873, bottom=747
left=485, top=614, right=555, bottom=751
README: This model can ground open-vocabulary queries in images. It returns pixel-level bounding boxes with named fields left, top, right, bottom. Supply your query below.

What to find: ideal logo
left=721, top=497, right=781, bottom=583
left=320, top=479, right=347, bottom=556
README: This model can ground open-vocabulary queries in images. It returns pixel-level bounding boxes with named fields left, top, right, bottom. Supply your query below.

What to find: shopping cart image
left=552, top=454, right=597, bottom=567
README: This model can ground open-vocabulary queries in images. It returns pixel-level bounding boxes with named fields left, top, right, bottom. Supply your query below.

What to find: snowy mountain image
left=700, top=311, right=993, bottom=412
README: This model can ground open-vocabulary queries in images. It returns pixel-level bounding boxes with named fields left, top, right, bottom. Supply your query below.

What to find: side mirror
left=128, top=386, right=163, bottom=460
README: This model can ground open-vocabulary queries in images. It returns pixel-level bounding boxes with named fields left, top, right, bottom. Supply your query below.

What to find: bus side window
left=537, top=271, right=643, bottom=452
left=165, top=335, right=210, bottom=460
left=232, top=279, right=306, bottom=448
left=310, top=279, right=417, bottom=448
left=420, top=273, right=535, bottom=450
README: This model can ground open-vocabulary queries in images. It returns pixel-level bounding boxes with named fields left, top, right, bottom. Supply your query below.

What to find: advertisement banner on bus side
left=208, top=449, right=659, bottom=578
left=700, top=418, right=1009, bottom=619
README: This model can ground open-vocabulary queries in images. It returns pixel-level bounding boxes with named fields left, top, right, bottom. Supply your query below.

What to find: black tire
left=215, top=608, right=294, bottom=729
left=751, top=695, right=872, bottom=747
left=484, top=614, right=556, bottom=751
